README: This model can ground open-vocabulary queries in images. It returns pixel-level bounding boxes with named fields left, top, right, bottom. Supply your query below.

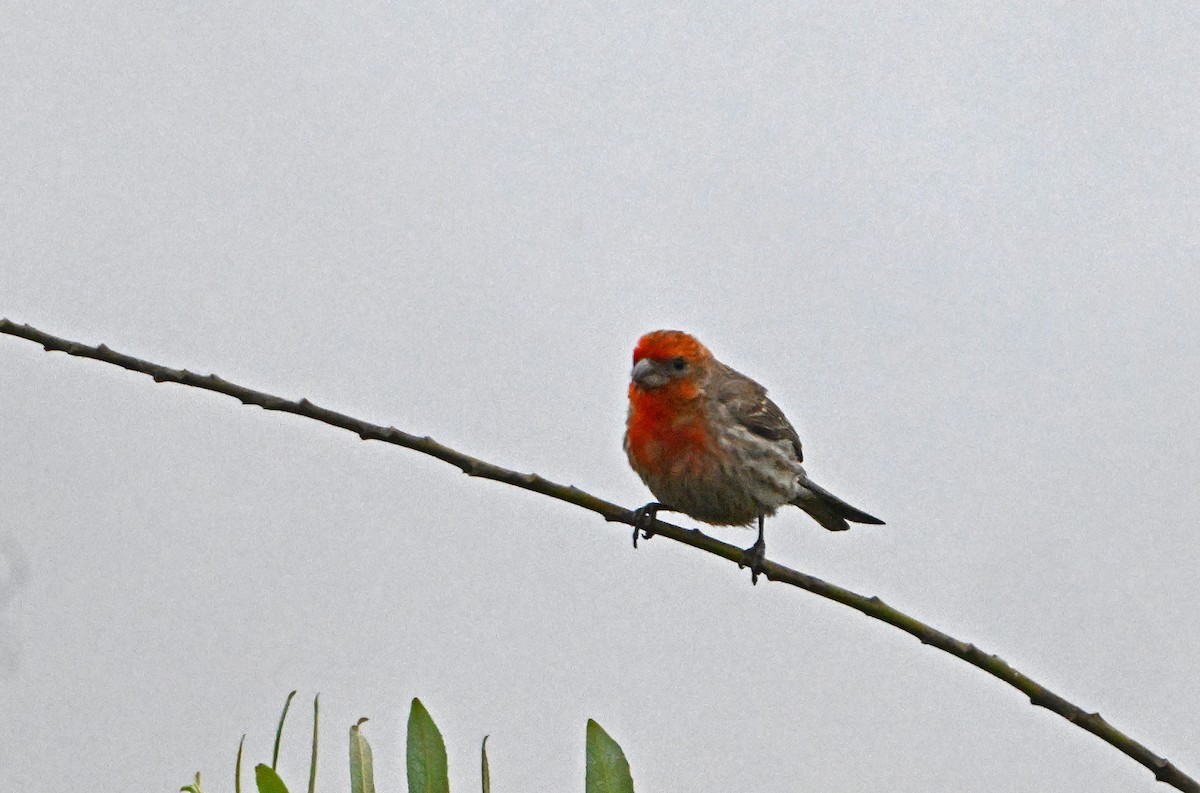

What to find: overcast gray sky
left=2, top=3, right=1199, bottom=792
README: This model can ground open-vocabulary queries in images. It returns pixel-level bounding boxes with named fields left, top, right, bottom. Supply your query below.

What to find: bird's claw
left=631, top=502, right=667, bottom=548
left=738, top=540, right=767, bottom=585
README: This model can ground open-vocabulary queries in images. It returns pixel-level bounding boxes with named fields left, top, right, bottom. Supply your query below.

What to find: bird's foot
left=738, top=539, right=767, bottom=585
left=631, top=502, right=669, bottom=548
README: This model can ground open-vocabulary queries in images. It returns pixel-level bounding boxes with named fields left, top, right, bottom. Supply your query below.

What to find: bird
left=624, top=329, right=883, bottom=582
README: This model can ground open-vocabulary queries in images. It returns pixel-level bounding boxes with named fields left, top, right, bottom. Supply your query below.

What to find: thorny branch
left=2, top=317, right=1196, bottom=793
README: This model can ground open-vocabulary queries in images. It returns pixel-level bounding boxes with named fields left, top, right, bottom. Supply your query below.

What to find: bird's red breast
left=625, top=331, right=713, bottom=475
left=626, top=383, right=708, bottom=465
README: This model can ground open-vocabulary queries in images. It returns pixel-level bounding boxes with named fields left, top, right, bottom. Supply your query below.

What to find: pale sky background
left=2, top=4, right=1199, bottom=792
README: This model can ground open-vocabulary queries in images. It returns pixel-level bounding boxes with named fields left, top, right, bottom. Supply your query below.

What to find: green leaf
left=349, top=717, right=376, bottom=793
left=480, top=735, right=490, bottom=793
left=236, top=735, right=246, bottom=793
left=407, top=698, right=450, bottom=793
left=307, top=695, right=320, bottom=793
left=181, top=771, right=205, bottom=793
left=274, top=691, right=298, bottom=770
left=255, top=764, right=290, bottom=793
left=585, top=720, right=634, bottom=793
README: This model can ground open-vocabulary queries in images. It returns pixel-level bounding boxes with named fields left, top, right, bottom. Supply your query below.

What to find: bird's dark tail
left=791, top=479, right=885, bottom=532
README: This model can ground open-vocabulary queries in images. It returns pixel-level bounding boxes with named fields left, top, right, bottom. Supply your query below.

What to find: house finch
left=624, top=329, right=883, bottom=582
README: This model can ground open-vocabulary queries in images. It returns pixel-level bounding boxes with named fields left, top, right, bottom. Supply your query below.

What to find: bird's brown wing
left=712, top=362, right=804, bottom=462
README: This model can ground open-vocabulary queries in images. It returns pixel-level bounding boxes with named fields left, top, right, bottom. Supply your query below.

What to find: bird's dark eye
left=671, top=356, right=687, bottom=371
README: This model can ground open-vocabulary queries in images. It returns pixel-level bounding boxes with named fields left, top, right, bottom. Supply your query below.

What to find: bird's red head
left=629, top=330, right=712, bottom=395
left=632, top=330, right=711, bottom=366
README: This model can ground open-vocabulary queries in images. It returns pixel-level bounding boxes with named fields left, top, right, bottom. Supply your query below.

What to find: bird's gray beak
left=631, top=358, right=668, bottom=389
